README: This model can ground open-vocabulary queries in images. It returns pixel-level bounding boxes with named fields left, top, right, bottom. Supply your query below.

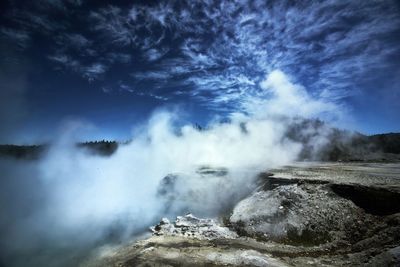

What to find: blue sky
left=1, top=0, right=399, bottom=143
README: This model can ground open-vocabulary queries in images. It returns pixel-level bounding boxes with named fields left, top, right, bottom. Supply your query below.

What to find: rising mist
left=0, top=70, right=345, bottom=267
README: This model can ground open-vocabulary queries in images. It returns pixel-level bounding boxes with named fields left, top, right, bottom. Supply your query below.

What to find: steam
left=0, top=70, right=344, bottom=266
left=247, top=70, right=345, bottom=122
left=39, top=111, right=302, bottom=229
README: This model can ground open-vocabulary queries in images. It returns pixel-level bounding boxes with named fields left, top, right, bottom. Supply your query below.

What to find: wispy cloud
left=105, top=52, right=132, bottom=64
left=58, top=33, right=92, bottom=49
left=48, top=53, right=108, bottom=82
left=132, top=71, right=172, bottom=81
left=143, top=48, right=168, bottom=62
left=2, top=0, right=399, bottom=110
left=90, top=8, right=130, bottom=45
left=0, top=28, right=31, bottom=49
left=82, top=63, right=107, bottom=82
left=48, top=54, right=81, bottom=71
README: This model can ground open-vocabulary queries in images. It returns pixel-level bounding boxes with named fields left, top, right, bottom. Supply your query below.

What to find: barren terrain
left=83, top=162, right=400, bottom=266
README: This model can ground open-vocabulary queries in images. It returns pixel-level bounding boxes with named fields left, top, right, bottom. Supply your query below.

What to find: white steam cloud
left=0, top=70, right=344, bottom=266
left=247, top=70, right=345, bottom=123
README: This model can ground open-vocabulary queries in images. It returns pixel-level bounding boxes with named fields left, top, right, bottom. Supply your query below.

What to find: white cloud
left=245, top=70, right=346, bottom=124
left=48, top=54, right=81, bottom=71
left=144, top=48, right=168, bottom=62
left=90, top=6, right=137, bottom=47
left=145, top=3, right=174, bottom=27
left=82, top=63, right=107, bottom=82
left=132, top=71, right=171, bottom=80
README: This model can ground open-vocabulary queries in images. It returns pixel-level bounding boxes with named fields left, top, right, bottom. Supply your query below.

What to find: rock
left=151, top=214, right=238, bottom=240
left=160, top=217, right=170, bottom=225
left=230, top=183, right=369, bottom=245
left=365, top=245, right=400, bottom=266
left=390, top=246, right=400, bottom=261
left=205, top=250, right=288, bottom=267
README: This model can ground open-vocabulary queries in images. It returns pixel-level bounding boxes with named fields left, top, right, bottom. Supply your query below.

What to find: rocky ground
left=82, top=162, right=400, bottom=267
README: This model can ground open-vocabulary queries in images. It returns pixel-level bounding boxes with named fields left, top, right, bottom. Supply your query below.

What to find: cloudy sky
left=1, top=0, right=399, bottom=143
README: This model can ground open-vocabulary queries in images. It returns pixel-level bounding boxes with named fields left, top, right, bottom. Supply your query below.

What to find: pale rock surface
left=151, top=213, right=238, bottom=240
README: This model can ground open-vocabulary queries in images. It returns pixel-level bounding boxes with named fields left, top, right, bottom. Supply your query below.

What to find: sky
left=0, top=0, right=399, bottom=143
